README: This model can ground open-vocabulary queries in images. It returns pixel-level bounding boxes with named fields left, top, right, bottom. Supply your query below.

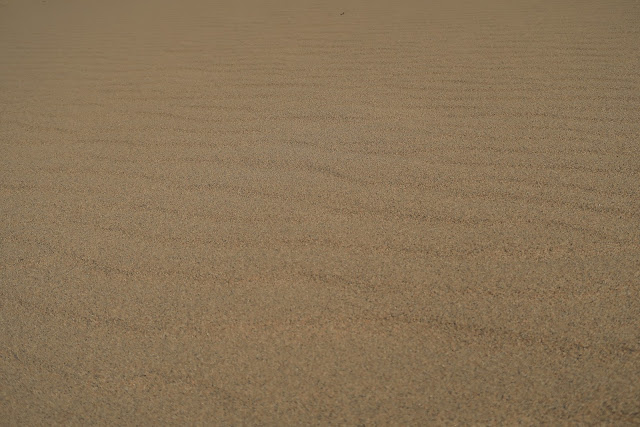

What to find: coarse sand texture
left=1, top=0, right=639, bottom=424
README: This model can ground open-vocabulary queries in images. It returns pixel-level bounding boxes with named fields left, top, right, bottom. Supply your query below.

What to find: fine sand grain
left=1, top=0, right=639, bottom=424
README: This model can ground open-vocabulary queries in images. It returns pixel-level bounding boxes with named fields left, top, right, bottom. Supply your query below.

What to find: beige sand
left=1, top=0, right=639, bottom=424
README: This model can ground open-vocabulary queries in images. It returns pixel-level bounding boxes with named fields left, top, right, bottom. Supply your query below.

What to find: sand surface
left=1, top=0, right=639, bottom=424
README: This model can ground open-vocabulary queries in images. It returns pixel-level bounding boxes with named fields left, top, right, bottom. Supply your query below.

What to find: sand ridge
left=1, top=0, right=639, bottom=424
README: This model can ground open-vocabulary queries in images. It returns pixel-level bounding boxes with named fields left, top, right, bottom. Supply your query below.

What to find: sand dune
left=1, top=0, right=639, bottom=424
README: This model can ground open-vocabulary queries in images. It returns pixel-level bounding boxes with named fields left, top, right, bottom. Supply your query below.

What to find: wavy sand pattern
left=1, top=0, right=639, bottom=424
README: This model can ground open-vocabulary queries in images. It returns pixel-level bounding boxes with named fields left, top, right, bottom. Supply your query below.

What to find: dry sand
left=1, top=0, right=639, bottom=424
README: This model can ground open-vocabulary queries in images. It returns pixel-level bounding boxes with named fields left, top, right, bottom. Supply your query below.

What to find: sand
left=1, top=0, right=639, bottom=424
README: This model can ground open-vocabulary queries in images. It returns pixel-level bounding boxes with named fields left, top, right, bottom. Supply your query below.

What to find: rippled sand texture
left=1, top=0, right=639, bottom=424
